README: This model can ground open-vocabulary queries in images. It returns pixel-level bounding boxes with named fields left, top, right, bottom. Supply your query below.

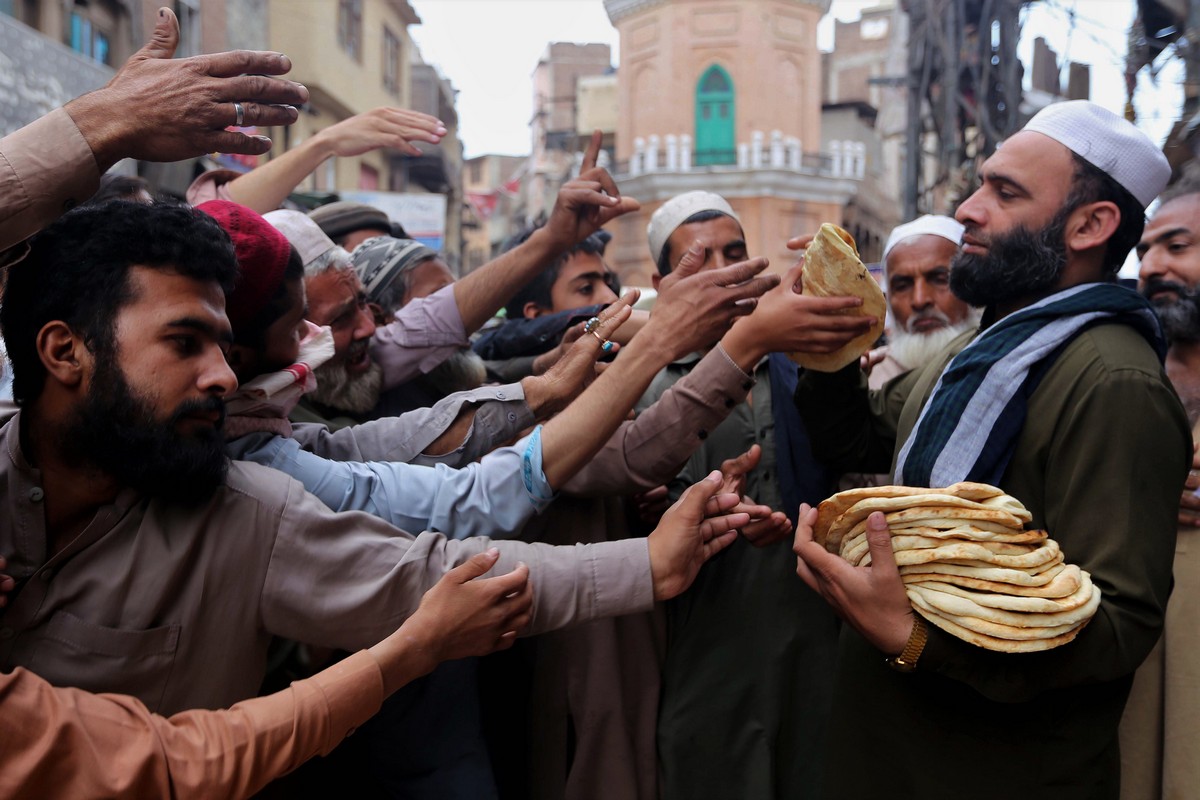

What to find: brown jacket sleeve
left=561, top=344, right=754, bottom=497
left=0, top=650, right=384, bottom=799
left=0, top=108, right=100, bottom=251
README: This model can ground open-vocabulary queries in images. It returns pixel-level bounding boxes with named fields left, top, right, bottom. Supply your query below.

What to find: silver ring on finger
left=233, top=101, right=245, bottom=128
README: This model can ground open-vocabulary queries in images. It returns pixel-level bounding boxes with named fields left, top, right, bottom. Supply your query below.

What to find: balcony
left=621, top=130, right=866, bottom=179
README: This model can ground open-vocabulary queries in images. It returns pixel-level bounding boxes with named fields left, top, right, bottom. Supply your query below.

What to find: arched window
left=695, top=65, right=735, bottom=166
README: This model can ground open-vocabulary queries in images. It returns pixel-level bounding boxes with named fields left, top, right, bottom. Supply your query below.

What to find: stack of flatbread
left=814, top=482, right=1101, bottom=653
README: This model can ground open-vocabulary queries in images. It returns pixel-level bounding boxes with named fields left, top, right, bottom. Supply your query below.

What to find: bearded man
left=793, top=101, right=1190, bottom=799
left=351, top=235, right=491, bottom=414
left=873, top=215, right=979, bottom=387
left=1119, top=189, right=1200, bottom=800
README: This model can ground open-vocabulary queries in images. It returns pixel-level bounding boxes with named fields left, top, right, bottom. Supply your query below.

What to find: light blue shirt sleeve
left=229, top=427, right=553, bottom=539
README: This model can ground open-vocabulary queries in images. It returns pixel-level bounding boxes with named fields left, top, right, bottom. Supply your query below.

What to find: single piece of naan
left=787, top=223, right=886, bottom=373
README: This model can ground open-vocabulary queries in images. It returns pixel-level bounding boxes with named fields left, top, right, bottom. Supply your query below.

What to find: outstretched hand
left=647, top=242, right=779, bottom=361
left=66, top=7, right=309, bottom=168
left=647, top=471, right=750, bottom=600
left=793, top=506, right=913, bottom=655
left=525, top=291, right=637, bottom=417
left=726, top=256, right=877, bottom=362
left=315, top=107, right=447, bottom=158
left=717, top=446, right=794, bottom=547
left=543, top=130, right=640, bottom=250
left=407, top=549, right=533, bottom=665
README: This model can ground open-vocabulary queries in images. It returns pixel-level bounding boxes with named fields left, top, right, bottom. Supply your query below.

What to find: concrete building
left=527, top=42, right=615, bottom=225
left=1, top=0, right=238, bottom=194
left=463, top=154, right=526, bottom=273
left=603, top=0, right=861, bottom=286
left=820, top=2, right=909, bottom=262
left=264, top=0, right=464, bottom=267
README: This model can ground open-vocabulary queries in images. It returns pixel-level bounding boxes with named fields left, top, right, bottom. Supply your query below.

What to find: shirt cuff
left=520, top=425, right=557, bottom=512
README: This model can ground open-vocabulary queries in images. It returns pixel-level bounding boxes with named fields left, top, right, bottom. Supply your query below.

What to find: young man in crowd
left=641, top=190, right=877, bottom=800
left=1120, top=189, right=1200, bottom=799
left=793, top=100, right=1189, bottom=799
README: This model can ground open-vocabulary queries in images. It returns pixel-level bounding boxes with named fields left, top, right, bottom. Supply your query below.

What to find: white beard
left=308, top=359, right=384, bottom=415
left=888, top=312, right=981, bottom=371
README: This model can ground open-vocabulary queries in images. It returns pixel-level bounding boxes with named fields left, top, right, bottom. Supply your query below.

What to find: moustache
left=904, top=307, right=952, bottom=333
left=171, top=396, right=227, bottom=430
left=1142, top=277, right=1190, bottom=303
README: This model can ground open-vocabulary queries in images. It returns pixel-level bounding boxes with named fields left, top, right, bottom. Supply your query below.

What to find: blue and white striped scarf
left=894, top=283, right=1166, bottom=488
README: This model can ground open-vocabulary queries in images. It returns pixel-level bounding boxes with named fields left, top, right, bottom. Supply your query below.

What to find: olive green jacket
left=796, top=323, right=1190, bottom=799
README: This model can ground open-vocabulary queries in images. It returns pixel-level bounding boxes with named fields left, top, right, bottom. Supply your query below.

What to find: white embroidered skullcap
left=264, top=209, right=337, bottom=268
left=647, top=191, right=740, bottom=262
left=1021, top=100, right=1169, bottom=209
left=883, top=215, right=965, bottom=262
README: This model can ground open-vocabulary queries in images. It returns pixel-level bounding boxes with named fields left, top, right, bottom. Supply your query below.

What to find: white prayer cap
left=264, top=209, right=337, bottom=268
left=1021, top=100, right=1169, bottom=209
left=883, top=215, right=965, bottom=262
left=647, top=191, right=740, bottom=263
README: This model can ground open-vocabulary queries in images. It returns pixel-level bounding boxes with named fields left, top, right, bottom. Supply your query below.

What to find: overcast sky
left=407, top=0, right=1180, bottom=159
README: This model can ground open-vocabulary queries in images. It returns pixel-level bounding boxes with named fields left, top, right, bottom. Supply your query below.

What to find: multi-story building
left=820, top=2, right=908, bottom=261
left=603, top=0, right=861, bottom=286
left=263, top=0, right=464, bottom=266
left=526, top=42, right=614, bottom=225
left=462, top=154, right=526, bottom=273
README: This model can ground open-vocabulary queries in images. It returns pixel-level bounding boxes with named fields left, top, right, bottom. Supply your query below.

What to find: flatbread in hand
left=787, top=223, right=886, bottom=373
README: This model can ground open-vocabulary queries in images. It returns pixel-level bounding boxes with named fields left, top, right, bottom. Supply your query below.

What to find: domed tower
left=603, top=0, right=862, bottom=285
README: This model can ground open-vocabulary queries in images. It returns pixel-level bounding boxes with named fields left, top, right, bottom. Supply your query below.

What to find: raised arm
left=1, top=7, right=307, bottom=250
left=0, top=550, right=529, bottom=800
left=451, top=131, right=641, bottom=333
left=191, top=107, right=446, bottom=212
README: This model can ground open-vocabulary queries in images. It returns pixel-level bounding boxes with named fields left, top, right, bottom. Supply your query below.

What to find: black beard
left=1143, top=277, right=1200, bottom=344
left=950, top=210, right=1070, bottom=308
left=62, top=352, right=229, bottom=506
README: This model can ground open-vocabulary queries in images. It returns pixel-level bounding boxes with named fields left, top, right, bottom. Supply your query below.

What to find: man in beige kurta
left=1120, top=191, right=1200, bottom=800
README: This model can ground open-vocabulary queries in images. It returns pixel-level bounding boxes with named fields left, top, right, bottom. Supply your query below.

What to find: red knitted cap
left=197, top=200, right=291, bottom=330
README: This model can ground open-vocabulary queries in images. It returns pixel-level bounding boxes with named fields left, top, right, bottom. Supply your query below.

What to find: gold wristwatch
left=888, top=614, right=928, bottom=673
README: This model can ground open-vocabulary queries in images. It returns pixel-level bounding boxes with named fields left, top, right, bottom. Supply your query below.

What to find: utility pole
left=902, top=0, right=1027, bottom=218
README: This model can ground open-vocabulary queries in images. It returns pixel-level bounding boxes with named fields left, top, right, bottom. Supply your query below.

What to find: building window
left=383, top=26, right=402, bottom=96
left=69, top=11, right=112, bottom=65
left=338, top=0, right=362, bottom=61
left=694, top=65, right=735, bottom=166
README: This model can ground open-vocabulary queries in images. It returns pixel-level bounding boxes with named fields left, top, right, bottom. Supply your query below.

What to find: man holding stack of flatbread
left=792, top=100, right=1191, bottom=800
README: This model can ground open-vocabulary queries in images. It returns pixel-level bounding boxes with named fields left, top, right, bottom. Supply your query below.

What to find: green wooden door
left=695, top=65, right=735, bottom=166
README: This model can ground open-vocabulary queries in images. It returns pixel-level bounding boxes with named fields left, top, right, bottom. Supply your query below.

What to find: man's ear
left=36, top=321, right=89, bottom=389
left=523, top=301, right=544, bottom=320
left=1066, top=200, right=1120, bottom=256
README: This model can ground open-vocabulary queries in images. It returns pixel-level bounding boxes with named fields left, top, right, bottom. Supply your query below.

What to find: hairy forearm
left=223, top=135, right=335, bottom=213
left=453, top=228, right=559, bottom=332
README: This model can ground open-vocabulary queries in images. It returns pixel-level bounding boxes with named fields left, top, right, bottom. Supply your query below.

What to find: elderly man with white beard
left=870, top=215, right=980, bottom=388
